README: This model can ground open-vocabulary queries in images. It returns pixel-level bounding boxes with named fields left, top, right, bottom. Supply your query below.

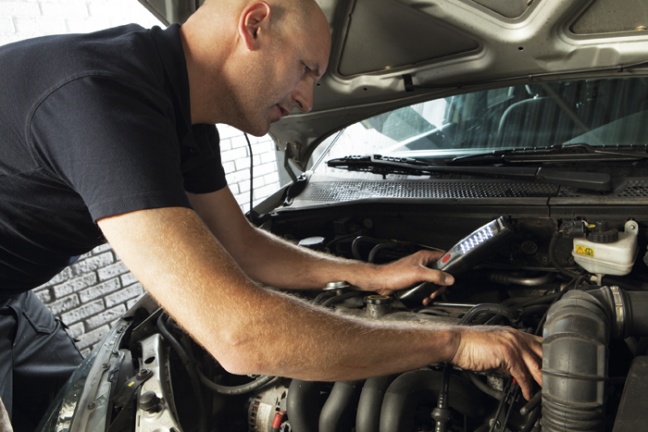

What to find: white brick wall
left=1, top=0, right=282, bottom=354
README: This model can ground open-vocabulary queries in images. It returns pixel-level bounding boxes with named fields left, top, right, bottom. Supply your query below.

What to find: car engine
left=91, top=204, right=647, bottom=432
left=54, top=197, right=648, bottom=432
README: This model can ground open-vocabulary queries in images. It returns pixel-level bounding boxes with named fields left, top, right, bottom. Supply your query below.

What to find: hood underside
left=139, top=0, right=648, bottom=168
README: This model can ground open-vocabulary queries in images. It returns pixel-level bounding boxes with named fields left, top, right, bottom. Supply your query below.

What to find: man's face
left=239, top=13, right=331, bottom=136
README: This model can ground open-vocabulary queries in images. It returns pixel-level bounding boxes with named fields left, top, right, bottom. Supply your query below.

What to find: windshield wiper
left=449, top=143, right=648, bottom=165
left=327, top=154, right=613, bottom=192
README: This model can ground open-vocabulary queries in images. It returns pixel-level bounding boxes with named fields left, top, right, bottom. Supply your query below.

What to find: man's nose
left=292, top=80, right=315, bottom=113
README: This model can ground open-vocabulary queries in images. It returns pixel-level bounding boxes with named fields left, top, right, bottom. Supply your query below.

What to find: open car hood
left=139, top=0, right=648, bottom=168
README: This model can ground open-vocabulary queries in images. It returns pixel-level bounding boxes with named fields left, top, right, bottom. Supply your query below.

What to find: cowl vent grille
left=295, top=180, right=557, bottom=203
left=558, top=178, right=648, bottom=198
left=290, top=178, right=648, bottom=206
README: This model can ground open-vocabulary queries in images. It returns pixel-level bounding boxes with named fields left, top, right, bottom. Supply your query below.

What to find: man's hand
left=450, top=326, right=543, bottom=400
left=355, top=250, right=455, bottom=304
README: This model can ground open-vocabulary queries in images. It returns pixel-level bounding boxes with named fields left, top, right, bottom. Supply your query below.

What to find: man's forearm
left=99, top=206, right=541, bottom=397
left=214, top=285, right=461, bottom=381
left=188, top=188, right=452, bottom=293
left=98, top=206, right=457, bottom=380
left=235, top=225, right=375, bottom=290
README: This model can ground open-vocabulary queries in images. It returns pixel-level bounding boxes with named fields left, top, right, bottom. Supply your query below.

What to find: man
left=0, top=0, right=542, bottom=429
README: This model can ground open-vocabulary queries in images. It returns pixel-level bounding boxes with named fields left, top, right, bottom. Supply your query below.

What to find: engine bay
left=85, top=198, right=648, bottom=432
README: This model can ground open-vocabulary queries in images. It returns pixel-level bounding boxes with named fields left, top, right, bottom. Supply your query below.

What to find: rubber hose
left=319, top=381, right=363, bottom=432
left=286, top=380, right=324, bottom=432
left=356, top=375, right=398, bottom=432
left=379, top=369, right=491, bottom=432
left=542, top=289, right=611, bottom=431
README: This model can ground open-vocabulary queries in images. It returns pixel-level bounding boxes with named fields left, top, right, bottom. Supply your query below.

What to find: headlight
left=37, top=322, right=130, bottom=432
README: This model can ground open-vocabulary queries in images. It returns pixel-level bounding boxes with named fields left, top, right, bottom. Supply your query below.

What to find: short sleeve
left=29, top=74, right=191, bottom=221
left=181, top=124, right=228, bottom=193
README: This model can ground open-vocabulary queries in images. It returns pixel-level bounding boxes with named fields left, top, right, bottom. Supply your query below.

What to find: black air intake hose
left=286, top=380, right=324, bottom=432
left=356, top=375, right=398, bottom=432
left=378, top=368, right=491, bottom=432
left=542, top=286, right=648, bottom=431
left=319, top=381, right=363, bottom=432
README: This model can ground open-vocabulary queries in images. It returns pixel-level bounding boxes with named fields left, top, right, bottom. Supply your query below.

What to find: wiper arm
left=327, top=154, right=437, bottom=177
left=449, top=143, right=648, bottom=165
left=327, top=154, right=613, bottom=192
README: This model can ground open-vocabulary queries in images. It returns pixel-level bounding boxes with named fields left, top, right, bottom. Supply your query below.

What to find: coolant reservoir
left=572, top=220, right=639, bottom=276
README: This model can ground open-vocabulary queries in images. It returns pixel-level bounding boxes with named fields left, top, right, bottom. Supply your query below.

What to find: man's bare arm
left=97, top=206, right=541, bottom=397
left=187, top=187, right=454, bottom=293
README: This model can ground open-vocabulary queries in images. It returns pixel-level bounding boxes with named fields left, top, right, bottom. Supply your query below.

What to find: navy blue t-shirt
left=0, top=24, right=227, bottom=294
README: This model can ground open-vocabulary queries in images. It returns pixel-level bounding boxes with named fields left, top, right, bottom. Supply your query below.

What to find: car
left=38, top=0, right=648, bottom=431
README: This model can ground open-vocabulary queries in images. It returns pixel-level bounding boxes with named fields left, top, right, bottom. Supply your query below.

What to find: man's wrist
left=343, top=260, right=381, bottom=292
left=438, top=325, right=464, bottom=365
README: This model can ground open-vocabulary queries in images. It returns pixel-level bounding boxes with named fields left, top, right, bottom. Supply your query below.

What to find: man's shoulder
left=5, top=24, right=168, bottom=88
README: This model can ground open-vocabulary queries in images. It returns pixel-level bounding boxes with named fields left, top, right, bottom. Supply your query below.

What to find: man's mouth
left=277, top=105, right=290, bottom=118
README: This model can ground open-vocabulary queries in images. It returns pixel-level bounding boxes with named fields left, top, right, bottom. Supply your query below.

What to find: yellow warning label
left=574, top=245, right=595, bottom=257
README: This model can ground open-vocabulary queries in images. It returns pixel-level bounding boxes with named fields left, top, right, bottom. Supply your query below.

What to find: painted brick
left=228, top=182, right=240, bottom=195
left=105, top=284, right=144, bottom=308
left=232, top=137, right=250, bottom=149
left=87, top=1, right=159, bottom=27
left=97, top=261, right=128, bottom=281
left=40, top=1, right=88, bottom=18
left=120, top=271, right=138, bottom=287
left=222, top=160, right=236, bottom=174
left=260, top=151, right=277, bottom=164
left=72, top=251, right=114, bottom=274
left=0, top=35, right=21, bottom=45
left=53, top=272, right=98, bottom=298
left=221, top=147, right=249, bottom=163
left=254, top=161, right=277, bottom=177
left=48, top=294, right=81, bottom=316
left=40, top=267, right=73, bottom=287
left=65, top=321, right=85, bottom=340
left=0, top=2, right=41, bottom=17
left=234, top=157, right=252, bottom=172
left=76, top=324, right=109, bottom=351
left=85, top=304, right=127, bottom=330
left=256, top=139, right=276, bottom=151
left=226, top=169, right=252, bottom=184
left=60, top=298, right=105, bottom=324
left=238, top=180, right=251, bottom=193
left=91, top=243, right=112, bottom=254
left=0, top=17, right=16, bottom=34
left=217, top=124, right=243, bottom=139
left=219, top=138, right=233, bottom=151
left=34, top=287, right=52, bottom=303
left=14, top=16, right=67, bottom=35
left=126, top=297, right=142, bottom=309
left=79, top=278, right=121, bottom=303
left=253, top=176, right=266, bottom=188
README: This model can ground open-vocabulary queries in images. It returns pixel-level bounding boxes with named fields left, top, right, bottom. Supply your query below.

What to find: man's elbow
left=208, top=330, right=276, bottom=377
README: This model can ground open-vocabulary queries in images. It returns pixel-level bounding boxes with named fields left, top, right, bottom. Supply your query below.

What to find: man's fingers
left=512, top=335, right=543, bottom=400
left=416, top=249, right=446, bottom=265
left=515, top=361, right=541, bottom=401
left=422, top=286, right=447, bottom=305
left=527, top=338, right=543, bottom=387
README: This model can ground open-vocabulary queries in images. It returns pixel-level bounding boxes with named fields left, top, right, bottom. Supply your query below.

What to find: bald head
left=180, top=0, right=330, bottom=134
left=202, top=0, right=321, bottom=25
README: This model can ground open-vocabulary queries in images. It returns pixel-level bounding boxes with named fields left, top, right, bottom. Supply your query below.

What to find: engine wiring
left=120, top=215, right=643, bottom=432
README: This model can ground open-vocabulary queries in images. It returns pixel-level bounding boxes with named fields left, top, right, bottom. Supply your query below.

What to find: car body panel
left=138, top=0, right=648, bottom=168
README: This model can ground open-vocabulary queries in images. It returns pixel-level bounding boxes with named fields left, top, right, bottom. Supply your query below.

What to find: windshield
left=314, top=77, right=648, bottom=172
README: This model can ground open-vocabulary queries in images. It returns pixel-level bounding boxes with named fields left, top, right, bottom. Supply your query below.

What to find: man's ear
left=239, top=2, right=272, bottom=50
